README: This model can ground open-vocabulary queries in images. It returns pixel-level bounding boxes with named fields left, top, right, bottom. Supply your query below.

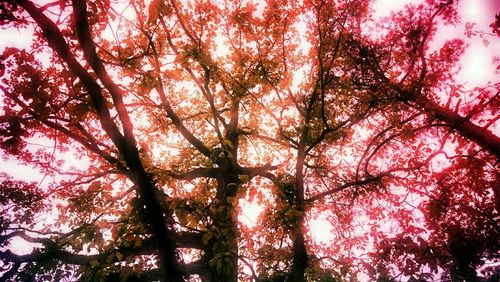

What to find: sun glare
left=457, top=42, right=497, bottom=87
left=7, top=237, right=38, bottom=256
left=309, top=215, right=334, bottom=245
left=0, top=28, right=33, bottom=50
left=372, top=0, right=421, bottom=18
left=461, top=0, right=489, bottom=26
left=239, top=199, right=264, bottom=228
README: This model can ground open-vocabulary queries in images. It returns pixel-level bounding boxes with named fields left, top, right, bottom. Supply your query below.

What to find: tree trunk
left=289, top=215, right=308, bottom=282
left=203, top=173, right=240, bottom=282
left=289, top=147, right=308, bottom=281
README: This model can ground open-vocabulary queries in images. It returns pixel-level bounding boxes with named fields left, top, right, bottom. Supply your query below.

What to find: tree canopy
left=0, top=0, right=499, bottom=281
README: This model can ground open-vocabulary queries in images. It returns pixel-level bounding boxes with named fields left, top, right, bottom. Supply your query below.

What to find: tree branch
left=71, top=0, right=136, bottom=147
left=306, top=173, right=388, bottom=202
left=169, top=167, right=219, bottom=180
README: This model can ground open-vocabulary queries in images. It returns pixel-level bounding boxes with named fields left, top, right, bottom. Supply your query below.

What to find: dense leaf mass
left=0, top=0, right=498, bottom=281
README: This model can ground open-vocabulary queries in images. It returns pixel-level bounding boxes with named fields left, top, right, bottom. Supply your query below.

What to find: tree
left=0, top=0, right=498, bottom=281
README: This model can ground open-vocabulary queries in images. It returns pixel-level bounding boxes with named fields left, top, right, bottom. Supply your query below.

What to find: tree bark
left=289, top=141, right=309, bottom=281
left=205, top=177, right=240, bottom=282
left=414, top=94, right=500, bottom=159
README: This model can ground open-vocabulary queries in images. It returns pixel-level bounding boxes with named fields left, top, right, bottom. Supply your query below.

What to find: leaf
left=90, top=260, right=100, bottom=268
left=222, top=139, right=234, bottom=148
left=133, top=237, right=142, bottom=248
left=225, top=150, right=234, bottom=158
left=88, top=181, right=101, bottom=192
left=238, top=174, right=249, bottom=183
left=106, top=254, right=114, bottom=264
left=148, top=0, right=160, bottom=23
left=202, top=232, right=212, bottom=245
left=115, top=251, right=124, bottom=261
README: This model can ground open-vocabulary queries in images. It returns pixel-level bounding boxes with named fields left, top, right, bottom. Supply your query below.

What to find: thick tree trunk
left=289, top=215, right=308, bottom=282
left=203, top=177, right=239, bottom=282
left=289, top=148, right=308, bottom=281
left=131, top=168, right=183, bottom=281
